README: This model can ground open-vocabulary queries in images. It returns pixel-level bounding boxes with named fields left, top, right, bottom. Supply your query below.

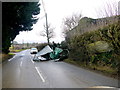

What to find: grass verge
left=1, top=49, right=26, bottom=63
left=64, top=59, right=118, bottom=79
left=10, top=49, right=26, bottom=53
left=0, top=53, right=15, bottom=63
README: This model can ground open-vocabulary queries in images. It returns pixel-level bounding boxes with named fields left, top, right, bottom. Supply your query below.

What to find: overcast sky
left=14, top=0, right=120, bottom=44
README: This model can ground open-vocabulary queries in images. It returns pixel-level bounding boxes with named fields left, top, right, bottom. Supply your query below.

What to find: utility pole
left=42, top=0, right=49, bottom=45
left=45, top=13, right=49, bottom=44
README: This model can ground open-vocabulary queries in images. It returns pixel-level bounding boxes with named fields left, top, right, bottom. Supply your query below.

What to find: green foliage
left=65, top=21, right=120, bottom=69
left=88, top=41, right=112, bottom=53
left=99, top=23, right=120, bottom=55
left=68, top=35, right=90, bottom=63
left=2, top=2, right=40, bottom=53
left=60, top=41, right=68, bottom=49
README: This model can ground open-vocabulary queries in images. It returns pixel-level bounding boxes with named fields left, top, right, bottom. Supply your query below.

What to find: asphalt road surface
left=2, top=50, right=119, bottom=88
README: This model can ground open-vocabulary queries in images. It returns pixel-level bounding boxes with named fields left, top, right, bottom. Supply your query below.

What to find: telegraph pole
left=45, top=13, right=49, bottom=44
left=42, top=0, right=49, bottom=45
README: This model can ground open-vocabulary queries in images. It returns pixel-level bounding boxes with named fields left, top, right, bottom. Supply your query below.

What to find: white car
left=30, top=48, right=38, bottom=54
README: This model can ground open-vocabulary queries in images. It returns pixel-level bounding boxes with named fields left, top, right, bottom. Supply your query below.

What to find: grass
left=64, top=59, right=118, bottom=79
left=8, top=53, right=15, bottom=55
left=1, top=49, right=26, bottom=63
left=10, top=49, right=26, bottom=53
left=0, top=53, right=14, bottom=63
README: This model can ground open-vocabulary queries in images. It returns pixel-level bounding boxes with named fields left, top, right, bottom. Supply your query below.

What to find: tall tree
left=2, top=2, right=40, bottom=53
left=40, top=23, right=55, bottom=44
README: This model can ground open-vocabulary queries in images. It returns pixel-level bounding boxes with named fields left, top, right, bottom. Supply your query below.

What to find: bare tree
left=97, top=1, right=118, bottom=18
left=62, top=13, right=82, bottom=36
left=40, top=23, right=55, bottom=44
left=94, top=0, right=119, bottom=30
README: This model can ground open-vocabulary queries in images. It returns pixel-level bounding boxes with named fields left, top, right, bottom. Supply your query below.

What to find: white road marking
left=20, top=61, right=23, bottom=67
left=31, top=59, right=34, bottom=64
left=35, top=67, right=45, bottom=82
left=8, top=58, right=13, bottom=62
left=8, top=56, right=15, bottom=61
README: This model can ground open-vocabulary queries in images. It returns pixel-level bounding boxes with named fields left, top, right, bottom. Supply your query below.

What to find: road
left=2, top=50, right=119, bottom=88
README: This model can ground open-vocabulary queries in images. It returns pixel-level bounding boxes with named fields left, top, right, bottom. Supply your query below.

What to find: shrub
left=65, top=22, right=120, bottom=69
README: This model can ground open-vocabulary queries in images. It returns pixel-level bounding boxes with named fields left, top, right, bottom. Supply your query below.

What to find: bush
left=65, top=22, right=120, bottom=69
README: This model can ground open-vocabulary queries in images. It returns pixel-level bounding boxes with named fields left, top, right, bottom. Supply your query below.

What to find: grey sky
left=14, top=0, right=120, bottom=43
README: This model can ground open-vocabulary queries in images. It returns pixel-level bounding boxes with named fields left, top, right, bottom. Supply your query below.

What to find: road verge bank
left=0, top=49, right=27, bottom=63
left=0, top=53, right=15, bottom=63
left=64, top=59, right=118, bottom=79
